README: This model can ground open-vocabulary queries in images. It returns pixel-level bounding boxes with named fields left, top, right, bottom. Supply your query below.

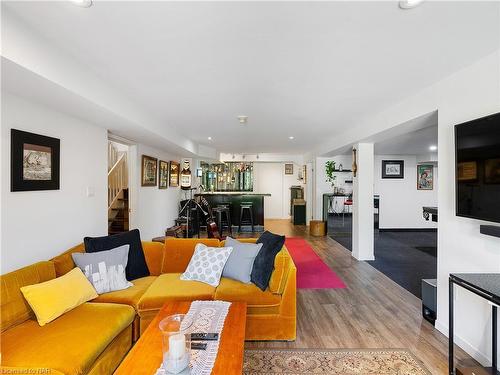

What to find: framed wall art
left=284, top=163, right=293, bottom=175
left=141, top=155, right=158, bottom=186
left=158, top=160, right=169, bottom=189
left=169, top=161, right=180, bottom=187
left=11, top=129, right=60, bottom=192
left=382, top=160, right=404, bottom=179
left=417, top=164, right=434, bottom=190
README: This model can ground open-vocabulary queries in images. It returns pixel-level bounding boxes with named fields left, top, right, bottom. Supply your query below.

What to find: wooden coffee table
left=114, top=301, right=247, bottom=375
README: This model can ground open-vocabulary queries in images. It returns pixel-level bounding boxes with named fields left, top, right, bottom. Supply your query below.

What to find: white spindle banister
left=108, top=153, right=127, bottom=210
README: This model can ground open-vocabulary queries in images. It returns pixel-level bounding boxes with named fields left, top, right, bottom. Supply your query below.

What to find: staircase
left=108, top=141, right=129, bottom=235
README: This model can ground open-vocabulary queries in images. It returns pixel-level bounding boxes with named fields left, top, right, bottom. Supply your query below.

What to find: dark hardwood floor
left=242, top=219, right=476, bottom=375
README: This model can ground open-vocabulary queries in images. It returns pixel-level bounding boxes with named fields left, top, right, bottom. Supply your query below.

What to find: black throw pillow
left=251, top=231, right=286, bottom=291
left=84, top=229, right=150, bottom=280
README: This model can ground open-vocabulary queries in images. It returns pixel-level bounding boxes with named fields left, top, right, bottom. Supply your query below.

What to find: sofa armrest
left=142, top=241, right=164, bottom=276
left=279, top=261, right=297, bottom=320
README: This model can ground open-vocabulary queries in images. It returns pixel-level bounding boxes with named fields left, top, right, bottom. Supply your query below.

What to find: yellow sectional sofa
left=1, top=237, right=296, bottom=374
left=0, top=261, right=135, bottom=375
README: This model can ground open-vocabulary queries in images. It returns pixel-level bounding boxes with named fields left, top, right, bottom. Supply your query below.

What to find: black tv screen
left=456, top=112, right=500, bottom=223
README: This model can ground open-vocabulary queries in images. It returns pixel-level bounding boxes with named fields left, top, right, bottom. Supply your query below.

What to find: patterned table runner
left=156, top=300, right=231, bottom=375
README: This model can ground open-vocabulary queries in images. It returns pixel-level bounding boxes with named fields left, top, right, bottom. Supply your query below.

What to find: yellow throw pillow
left=20, top=267, right=98, bottom=326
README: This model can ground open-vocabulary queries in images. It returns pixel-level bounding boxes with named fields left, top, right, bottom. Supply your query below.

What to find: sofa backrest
left=162, top=238, right=221, bottom=273
left=172, top=237, right=293, bottom=295
left=0, top=261, right=56, bottom=332
left=50, top=241, right=165, bottom=277
left=50, top=243, right=85, bottom=277
left=142, top=241, right=164, bottom=276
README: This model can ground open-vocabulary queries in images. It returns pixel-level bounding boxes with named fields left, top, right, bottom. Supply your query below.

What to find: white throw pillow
left=180, top=243, right=233, bottom=287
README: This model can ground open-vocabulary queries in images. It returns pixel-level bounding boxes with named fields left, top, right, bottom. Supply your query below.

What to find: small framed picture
left=141, top=155, right=158, bottom=186
left=284, top=163, right=293, bottom=175
left=169, top=161, right=180, bottom=187
left=417, top=164, right=434, bottom=190
left=11, top=129, right=60, bottom=191
left=158, top=160, right=169, bottom=189
left=382, top=160, right=404, bottom=179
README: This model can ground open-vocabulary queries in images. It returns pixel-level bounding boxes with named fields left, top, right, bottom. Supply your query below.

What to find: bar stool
left=214, top=204, right=232, bottom=236
left=239, top=202, right=254, bottom=232
left=343, top=198, right=353, bottom=226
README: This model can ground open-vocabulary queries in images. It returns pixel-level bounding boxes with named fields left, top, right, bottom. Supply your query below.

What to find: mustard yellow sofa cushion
left=51, top=243, right=85, bottom=277
left=20, top=268, right=98, bottom=326
left=138, top=273, right=215, bottom=312
left=92, top=275, right=157, bottom=310
left=142, top=241, right=164, bottom=276
left=215, top=277, right=282, bottom=314
left=86, top=326, right=132, bottom=375
left=162, top=238, right=221, bottom=273
left=1, top=302, right=135, bottom=374
left=1, top=261, right=56, bottom=332
left=221, top=238, right=290, bottom=294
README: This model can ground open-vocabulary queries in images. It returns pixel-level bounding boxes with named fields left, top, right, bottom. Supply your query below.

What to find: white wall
left=129, top=144, right=181, bottom=241
left=435, top=51, right=500, bottom=367
left=1, top=92, right=185, bottom=272
left=1, top=92, right=108, bottom=273
left=253, top=162, right=304, bottom=219
left=374, top=155, right=438, bottom=229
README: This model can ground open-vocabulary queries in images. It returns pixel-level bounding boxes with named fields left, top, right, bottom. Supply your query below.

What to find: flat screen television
left=455, top=112, right=500, bottom=223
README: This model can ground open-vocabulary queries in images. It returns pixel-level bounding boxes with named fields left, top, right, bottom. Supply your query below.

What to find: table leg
left=493, top=304, right=497, bottom=370
left=449, top=278, right=455, bottom=375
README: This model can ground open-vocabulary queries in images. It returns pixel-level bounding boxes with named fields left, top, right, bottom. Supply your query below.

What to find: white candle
left=168, top=334, right=186, bottom=360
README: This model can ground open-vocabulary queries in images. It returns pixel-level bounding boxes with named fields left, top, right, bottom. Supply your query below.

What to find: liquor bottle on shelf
left=180, top=160, right=192, bottom=190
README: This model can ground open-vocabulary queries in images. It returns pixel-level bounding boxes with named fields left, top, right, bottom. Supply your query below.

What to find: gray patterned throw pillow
left=72, top=244, right=133, bottom=294
left=180, top=243, right=233, bottom=287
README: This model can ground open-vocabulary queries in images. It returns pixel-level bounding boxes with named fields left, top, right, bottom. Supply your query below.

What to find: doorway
left=107, top=138, right=132, bottom=235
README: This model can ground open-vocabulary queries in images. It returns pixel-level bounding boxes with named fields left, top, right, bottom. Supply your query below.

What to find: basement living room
left=1, top=1, right=499, bottom=375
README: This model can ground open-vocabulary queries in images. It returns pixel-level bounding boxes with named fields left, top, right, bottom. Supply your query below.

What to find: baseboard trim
left=378, top=228, right=437, bottom=233
left=435, top=320, right=491, bottom=367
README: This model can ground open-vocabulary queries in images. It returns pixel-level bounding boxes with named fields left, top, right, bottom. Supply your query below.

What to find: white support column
left=352, top=143, right=374, bottom=261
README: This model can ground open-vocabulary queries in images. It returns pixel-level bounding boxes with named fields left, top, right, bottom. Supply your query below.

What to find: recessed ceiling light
left=289, top=136, right=294, bottom=140
left=237, top=115, right=248, bottom=125
left=207, top=136, right=212, bottom=140
left=429, top=145, right=437, bottom=151
left=399, top=0, right=424, bottom=9
left=70, top=0, right=93, bottom=7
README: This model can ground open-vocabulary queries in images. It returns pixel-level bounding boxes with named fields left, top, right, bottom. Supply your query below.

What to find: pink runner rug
left=285, top=237, right=346, bottom=289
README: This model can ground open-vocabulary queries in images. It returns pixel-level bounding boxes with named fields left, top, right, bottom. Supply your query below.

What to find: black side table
left=449, top=273, right=500, bottom=375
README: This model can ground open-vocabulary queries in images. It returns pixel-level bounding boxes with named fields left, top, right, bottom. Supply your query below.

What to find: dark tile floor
left=328, top=214, right=437, bottom=298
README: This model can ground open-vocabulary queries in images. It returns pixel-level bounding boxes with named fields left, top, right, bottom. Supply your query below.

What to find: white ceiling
left=3, top=1, right=500, bottom=154
left=375, top=124, right=437, bottom=155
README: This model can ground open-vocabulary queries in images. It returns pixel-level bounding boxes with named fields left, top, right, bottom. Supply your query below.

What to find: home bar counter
left=194, top=193, right=270, bottom=229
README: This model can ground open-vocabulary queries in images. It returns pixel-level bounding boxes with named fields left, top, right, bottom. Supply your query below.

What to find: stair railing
left=108, top=142, right=120, bottom=171
left=108, top=153, right=127, bottom=210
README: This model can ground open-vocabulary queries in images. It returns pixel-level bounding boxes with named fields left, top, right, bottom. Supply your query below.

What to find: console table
left=449, top=273, right=500, bottom=375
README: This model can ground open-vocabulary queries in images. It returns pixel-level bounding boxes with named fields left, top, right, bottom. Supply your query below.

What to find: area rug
left=285, top=238, right=346, bottom=289
left=243, top=348, right=430, bottom=375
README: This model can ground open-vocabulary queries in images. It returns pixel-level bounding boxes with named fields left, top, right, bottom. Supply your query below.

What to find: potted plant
left=325, top=161, right=337, bottom=189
